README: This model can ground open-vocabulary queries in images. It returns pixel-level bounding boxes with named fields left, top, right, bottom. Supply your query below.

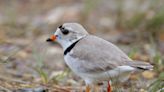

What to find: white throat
left=58, top=35, right=86, bottom=51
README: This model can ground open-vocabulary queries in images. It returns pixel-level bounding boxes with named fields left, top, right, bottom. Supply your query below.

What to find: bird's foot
left=86, top=85, right=90, bottom=92
left=107, top=81, right=112, bottom=92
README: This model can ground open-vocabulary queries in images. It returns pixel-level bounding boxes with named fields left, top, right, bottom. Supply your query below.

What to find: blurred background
left=0, top=0, right=163, bottom=92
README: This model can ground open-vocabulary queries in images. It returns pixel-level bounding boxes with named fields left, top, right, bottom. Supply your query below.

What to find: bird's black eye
left=61, top=29, right=69, bottom=35
left=58, top=25, right=69, bottom=35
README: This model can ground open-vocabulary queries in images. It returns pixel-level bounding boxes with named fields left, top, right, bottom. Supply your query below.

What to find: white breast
left=64, top=52, right=83, bottom=74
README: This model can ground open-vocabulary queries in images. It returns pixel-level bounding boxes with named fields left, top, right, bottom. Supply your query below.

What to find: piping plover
left=47, top=23, right=153, bottom=92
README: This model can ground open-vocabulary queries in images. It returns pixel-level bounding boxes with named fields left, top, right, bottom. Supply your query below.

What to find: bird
left=46, top=23, right=153, bottom=92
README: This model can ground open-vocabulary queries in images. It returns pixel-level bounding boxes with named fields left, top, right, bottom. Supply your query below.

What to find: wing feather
left=70, top=35, right=132, bottom=73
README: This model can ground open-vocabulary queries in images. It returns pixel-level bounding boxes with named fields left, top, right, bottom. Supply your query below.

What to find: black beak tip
left=46, top=38, right=52, bottom=42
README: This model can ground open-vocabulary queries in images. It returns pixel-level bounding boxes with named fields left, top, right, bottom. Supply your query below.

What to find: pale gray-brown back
left=70, top=35, right=134, bottom=73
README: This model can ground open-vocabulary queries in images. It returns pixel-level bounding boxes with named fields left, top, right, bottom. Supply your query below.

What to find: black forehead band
left=59, top=25, right=63, bottom=29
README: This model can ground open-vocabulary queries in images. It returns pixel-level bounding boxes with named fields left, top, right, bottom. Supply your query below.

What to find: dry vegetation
left=0, top=0, right=163, bottom=92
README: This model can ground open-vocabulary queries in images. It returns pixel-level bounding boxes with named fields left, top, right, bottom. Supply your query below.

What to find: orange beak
left=46, top=35, right=57, bottom=42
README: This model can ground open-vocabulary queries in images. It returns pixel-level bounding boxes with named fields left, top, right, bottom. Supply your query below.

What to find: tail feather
left=128, top=61, right=153, bottom=70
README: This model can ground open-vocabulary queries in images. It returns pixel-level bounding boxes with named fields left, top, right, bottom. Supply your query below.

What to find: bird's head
left=47, top=23, right=88, bottom=50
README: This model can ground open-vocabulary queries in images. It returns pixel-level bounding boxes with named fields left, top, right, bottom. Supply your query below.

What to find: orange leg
left=107, top=81, right=112, bottom=92
left=86, top=85, right=90, bottom=92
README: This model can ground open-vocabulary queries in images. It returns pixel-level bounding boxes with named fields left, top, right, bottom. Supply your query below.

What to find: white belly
left=64, top=54, right=135, bottom=84
left=64, top=53, right=84, bottom=74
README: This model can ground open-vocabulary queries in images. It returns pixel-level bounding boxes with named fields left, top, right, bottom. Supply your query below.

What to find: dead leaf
left=142, top=71, right=155, bottom=79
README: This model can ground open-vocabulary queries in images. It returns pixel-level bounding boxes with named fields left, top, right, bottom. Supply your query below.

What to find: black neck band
left=64, top=40, right=80, bottom=55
